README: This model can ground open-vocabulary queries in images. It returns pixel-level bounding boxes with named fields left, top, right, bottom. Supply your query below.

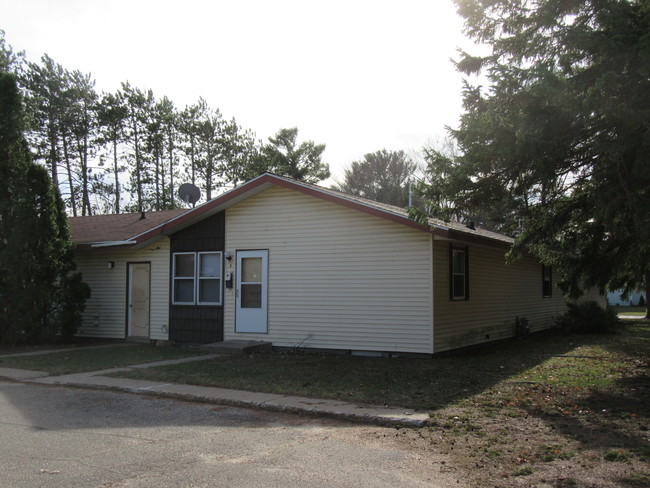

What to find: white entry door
left=235, top=250, right=268, bottom=333
left=128, top=263, right=150, bottom=338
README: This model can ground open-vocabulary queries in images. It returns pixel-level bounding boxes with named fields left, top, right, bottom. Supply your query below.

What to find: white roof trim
left=90, top=240, right=135, bottom=248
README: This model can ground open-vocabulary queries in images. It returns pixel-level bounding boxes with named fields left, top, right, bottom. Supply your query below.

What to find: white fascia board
left=90, top=240, right=135, bottom=248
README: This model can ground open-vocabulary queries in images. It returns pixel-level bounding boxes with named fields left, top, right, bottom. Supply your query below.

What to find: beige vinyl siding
left=224, top=186, right=433, bottom=354
left=432, top=240, right=606, bottom=353
left=74, top=238, right=171, bottom=340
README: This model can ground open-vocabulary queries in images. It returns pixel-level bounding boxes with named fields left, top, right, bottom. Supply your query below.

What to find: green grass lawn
left=612, top=305, right=647, bottom=316
left=0, top=344, right=201, bottom=375
left=109, top=320, right=650, bottom=411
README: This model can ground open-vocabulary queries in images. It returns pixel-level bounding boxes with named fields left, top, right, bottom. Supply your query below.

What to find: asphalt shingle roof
left=69, top=210, right=186, bottom=245
left=68, top=173, right=514, bottom=248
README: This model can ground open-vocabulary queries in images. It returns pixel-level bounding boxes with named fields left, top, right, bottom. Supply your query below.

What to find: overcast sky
left=2, top=0, right=472, bottom=184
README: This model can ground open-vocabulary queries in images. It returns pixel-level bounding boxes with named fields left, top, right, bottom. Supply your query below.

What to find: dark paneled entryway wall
left=169, top=212, right=225, bottom=343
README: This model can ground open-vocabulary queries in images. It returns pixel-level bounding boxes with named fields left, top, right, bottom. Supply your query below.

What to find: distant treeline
left=1, top=31, right=330, bottom=216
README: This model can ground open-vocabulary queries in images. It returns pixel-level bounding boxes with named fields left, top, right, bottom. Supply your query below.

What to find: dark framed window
left=450, top=245, right=469, bottom=300
left=542, top=265, right=552, bottom=298
left=172, top=251, right=222, bottom=305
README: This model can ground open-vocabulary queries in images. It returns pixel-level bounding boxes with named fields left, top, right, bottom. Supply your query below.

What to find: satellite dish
left=178, top=183, right=201, bottom=207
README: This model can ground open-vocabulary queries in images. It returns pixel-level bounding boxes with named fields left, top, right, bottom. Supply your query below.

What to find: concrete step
left=200, top=340, right=272, bottom=355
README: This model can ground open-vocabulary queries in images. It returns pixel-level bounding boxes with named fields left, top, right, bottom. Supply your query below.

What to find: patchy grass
left=511, top=466, right=534, bottom=477
left=114, top=350, right=499, bottom=409
left=417, top=320, right=650, bottom=487
left=621, top=472, right=650, bottom=486
left=538, top=444, right=576, bottom=462
left=110, top=323, right=644, bottom=410
left=0, top=344, right=200, bottom=375
left=110, top=319, right=650, bottom=487
left=510, top=344, right=631, bottom=388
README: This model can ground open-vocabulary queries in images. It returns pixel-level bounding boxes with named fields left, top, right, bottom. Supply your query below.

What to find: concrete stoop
left=200, top=340, right=272, bottom=355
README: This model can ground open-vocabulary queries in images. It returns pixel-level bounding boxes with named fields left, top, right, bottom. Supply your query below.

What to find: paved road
left=0, top=381, right=454, bottom=487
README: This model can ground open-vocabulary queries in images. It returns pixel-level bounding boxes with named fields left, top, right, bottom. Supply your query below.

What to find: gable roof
left=71, top=173, right=514, bottom=250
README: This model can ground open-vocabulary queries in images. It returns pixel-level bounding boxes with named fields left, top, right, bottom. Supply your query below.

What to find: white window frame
left=172, top=251, right=222, bottom=306
left=172, top=252, right=196, bottom=305
left=197, top=251, right=222, bottom=306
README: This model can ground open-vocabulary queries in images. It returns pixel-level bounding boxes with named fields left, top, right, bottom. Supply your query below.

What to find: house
left=69, top=173, right=605, bottom=354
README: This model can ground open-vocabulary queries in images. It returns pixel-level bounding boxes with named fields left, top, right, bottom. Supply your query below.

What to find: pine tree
left=68, top=69, right=99, bottom=216
left=420, top=0, right=650, bottom=305
left=179, top=100, right=208, bottom=188
left=260, top=127, right=330, bottom=183
left=0, top=29, right=25, bottom=76
left=96, top=91, right=128, bottom=213
left=25, top=55, right=67, bottom=187
left=122, top=82, right=154, bottom=212
left=0, top=72, right=90, bottom=344
left=336, top=149, right=417, bottom=207
left=196, top=106, right=232, bottom=201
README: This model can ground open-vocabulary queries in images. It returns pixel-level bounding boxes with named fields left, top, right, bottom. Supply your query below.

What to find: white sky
left=2, top=0, right=471, bottom=184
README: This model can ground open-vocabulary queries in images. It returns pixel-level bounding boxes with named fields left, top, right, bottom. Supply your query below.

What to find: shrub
left=554, top=301, right=619, bottom=334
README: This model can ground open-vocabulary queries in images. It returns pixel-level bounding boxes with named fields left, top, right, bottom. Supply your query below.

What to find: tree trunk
left=206, top=159, right=212, bottom=201
left=645, top=271, right=650, bottom=319
left=112, top=139, right=120, bottom=214
left=168, top=128, right=174, bottom=208
left=190, top=135, right=196, bottom=186
left=78, top=142, right=88, bottom=216
left=154, top=150, right=160, bottom=211
left=133, top=116, right=143, bottom=213
left=80, top=127, right=91, bottom=216
left=48, top=120, right=59, bottom=186
left=62, top=135, right=77, bottom=217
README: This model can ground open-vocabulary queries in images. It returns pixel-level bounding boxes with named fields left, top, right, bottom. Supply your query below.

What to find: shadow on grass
left=514, top=320, right=650, bottom=471
left=110, top=327, right=619, bottom=411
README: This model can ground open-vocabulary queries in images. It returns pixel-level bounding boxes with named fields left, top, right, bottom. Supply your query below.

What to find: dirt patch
left=392, top=378, right=650, bottom=487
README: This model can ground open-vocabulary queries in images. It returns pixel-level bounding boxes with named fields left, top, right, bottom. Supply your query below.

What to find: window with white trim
left=172, top=251, right=222, bottom=305
left=450, top=245, right=469, bottom=300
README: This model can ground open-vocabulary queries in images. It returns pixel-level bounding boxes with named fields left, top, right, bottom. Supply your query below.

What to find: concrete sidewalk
left=0, top=353, right=430, bottom=428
